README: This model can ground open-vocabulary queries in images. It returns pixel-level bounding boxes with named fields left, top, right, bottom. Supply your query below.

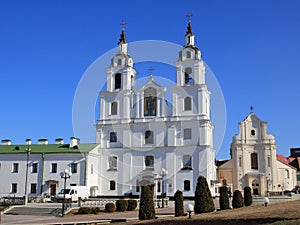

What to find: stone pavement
left=0, top=207, right=175, bottom=225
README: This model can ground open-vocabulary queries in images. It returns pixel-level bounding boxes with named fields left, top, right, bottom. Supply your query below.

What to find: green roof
left=0, top=143, right=98, bottom=154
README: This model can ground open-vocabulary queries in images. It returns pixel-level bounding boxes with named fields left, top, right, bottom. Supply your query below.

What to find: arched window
left=145, top=130, right=154, bottom=144
left=251, top=153, right=258, bottom=170
left=109, top=156, right=117, bottom=170
left=184, top=96, right=192, bottom=111
left=110, top=132, right=117, bottom=143
left=186, top=51, right=191, bottom=59
left=111, top=102, right=117, bottom=115
left=144, top=88, right=157, bottom=116
left=251, top=129, right=255, bottom=136
left=145, top=155, right=154, bottom=170
left=182, top=154, right=192, bottom=170
left=184, top=67, right=193, bottom=84
left=117, top=59, right=122, bottom=66
left=115, top=73, right=121, bottom=89
left=184, top=180, right=190, bottom=191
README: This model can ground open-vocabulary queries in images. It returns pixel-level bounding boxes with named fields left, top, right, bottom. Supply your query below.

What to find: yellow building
left=218, top=112, right=297, bottom=196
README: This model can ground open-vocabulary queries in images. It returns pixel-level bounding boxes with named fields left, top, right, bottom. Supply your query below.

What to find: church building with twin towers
left=95, top=18, right=216, bottom=197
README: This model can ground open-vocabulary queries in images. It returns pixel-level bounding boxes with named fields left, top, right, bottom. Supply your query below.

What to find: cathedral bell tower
left=175, top=16, right=206, bottom=86
left=99, top=23, right=137, bottom=122
left=171, top=16, right=211, bottom=121
left=106, top=22, right=137, bottom=92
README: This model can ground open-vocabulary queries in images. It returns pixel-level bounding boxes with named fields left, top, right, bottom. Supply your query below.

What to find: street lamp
left=24, top=146, right=31, bottom=205
left=60, top=169, right=72, bottom=217
left=264, top=197, right=269, bottom=207
left=160, top=168, right=168, bottom=208
left=186, top=204, right=194, bottom=219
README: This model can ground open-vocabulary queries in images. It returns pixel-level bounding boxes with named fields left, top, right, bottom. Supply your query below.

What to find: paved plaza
left=1, top=206, right=175, bottom=225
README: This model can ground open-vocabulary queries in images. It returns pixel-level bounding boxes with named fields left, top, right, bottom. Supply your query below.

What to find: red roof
left=276, top=154, right=297, bottom=170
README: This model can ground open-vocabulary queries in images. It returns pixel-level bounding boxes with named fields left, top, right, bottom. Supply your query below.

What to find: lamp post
left=186, top=204, right=194, bottom=219
left=60, top=169, right=72, bottom=217
left=264, top=197, right=269, bottom=207
left=160, top=168, right=168, bottom=208
left=24, top=146, right=31, bottom=205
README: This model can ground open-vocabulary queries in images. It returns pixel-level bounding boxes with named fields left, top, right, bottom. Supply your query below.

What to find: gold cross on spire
left=186, top=13, right=192, bottom=23
left=121, top=21, right=126, bottom=31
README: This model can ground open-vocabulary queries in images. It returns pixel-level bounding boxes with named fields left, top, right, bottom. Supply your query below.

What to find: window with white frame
left=186, top=51, right=191, bottom=59
left=12, top=163, right=19, bottom=173
left=11, top=183, right=17, bottom=193
left=182, top=155, right=192, bottom=170
left=145, top=130, right=154, bottom=144
left=109, top=156, right=117, bottom=170
left=115, top=73, right=121, bottom=89
left=110, top=180, right=116, bottom=190
left=51, top=163, right=57, bottom=173
left=184, top=96, right=192, bottom=111
left=71, top=163, right=77, bottom=173
left=184, top=128, right=192, bottom=140
left=30, top=183, right=37, bottom=194
left=145, top=155, right=154, bottom=170
left=110, top=132, right=117, bottom=143
left=251, top=153, right=258, bottom=170
left=111, top=102, right=118, bottom=115
left=32, top=163, right=38, bottom=173
left=184, top=180, right=191, bottom=191
left=184, top=67, right=193, bottom=84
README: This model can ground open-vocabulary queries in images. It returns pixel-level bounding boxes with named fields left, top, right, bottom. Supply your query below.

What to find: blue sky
left=0, top=0, right=300, bottom=159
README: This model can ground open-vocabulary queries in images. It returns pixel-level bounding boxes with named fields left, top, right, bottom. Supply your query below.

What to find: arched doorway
left=252, top=179, right=259, bottom=195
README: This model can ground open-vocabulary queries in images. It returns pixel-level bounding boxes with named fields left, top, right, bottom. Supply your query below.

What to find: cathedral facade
left=218, top=112, right=297, bottom=196
left=94, top=20, right=216, bottom=197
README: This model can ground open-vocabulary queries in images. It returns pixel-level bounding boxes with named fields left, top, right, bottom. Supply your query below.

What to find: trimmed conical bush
left=244, top=186, right=252, bottom=206
left=232, top=190, right=244, bottom=208
left=139, top=186, right=155, bottom=220
left=194, top=176, right=215, bottom=214
left=174, top=190, right=184, bottom=217
left=219, top=186, right=230, bottom=210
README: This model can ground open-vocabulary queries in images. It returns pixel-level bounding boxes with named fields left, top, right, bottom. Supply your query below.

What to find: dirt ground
left=121, top=200, right=300, bottom=225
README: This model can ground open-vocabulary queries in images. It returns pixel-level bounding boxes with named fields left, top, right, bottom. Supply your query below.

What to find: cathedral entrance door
left=50, top=184, right=56, bottom=196
left=253, top=188, right=259, bottom=195
left=252, top=179, right=259, bottom=195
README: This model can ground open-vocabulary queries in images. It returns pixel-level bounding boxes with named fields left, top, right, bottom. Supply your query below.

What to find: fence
left=0, top=196, right=25, bottom=206
left=79, top=197, right=169, bottom=209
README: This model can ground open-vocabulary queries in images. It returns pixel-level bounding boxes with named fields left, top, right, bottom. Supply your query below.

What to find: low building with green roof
left=0, top=138, right=99, bottom=198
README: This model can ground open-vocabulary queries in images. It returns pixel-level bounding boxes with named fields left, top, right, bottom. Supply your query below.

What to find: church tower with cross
left=98, top=22, right=137, bottom=124
left=95, top=17, right=216, bottom=198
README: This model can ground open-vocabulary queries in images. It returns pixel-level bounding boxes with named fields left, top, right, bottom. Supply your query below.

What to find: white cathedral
left=95, top=20, right=216, bottom=197
left=0, top=20, right=217, bottom=199
left=0, top=21, right=296, bottom=200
